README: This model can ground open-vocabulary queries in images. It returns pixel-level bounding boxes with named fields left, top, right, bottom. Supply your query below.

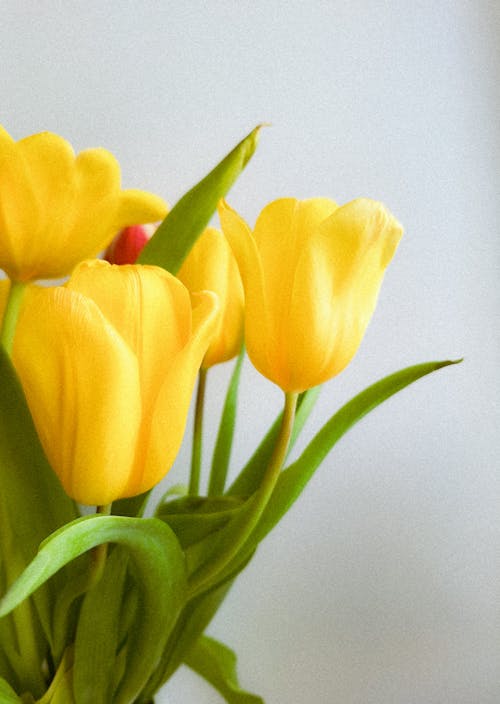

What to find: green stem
left=0, top=281, right=26, bottom=354
left=52, top=502, right=112, bottom=661
left=208, top=347, right=245, bottom=496
left=189, top=368, right=207, bottom=496
left=87, top=504, right=112, bottom=591
left=188, top=391, right=298, bottom=599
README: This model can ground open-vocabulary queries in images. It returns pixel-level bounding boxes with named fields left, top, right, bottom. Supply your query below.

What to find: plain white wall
left=2, top=1, right=499, bottom=702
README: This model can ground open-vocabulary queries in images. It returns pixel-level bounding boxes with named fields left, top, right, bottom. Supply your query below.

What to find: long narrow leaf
left=185, top=635, right=263, bottom=704
left=209, top=348, right=245, bottom=496
left=73, top=547, right=128, bottom=704
left=138, top=126, right=261, bottom=274
left=0, top=515, right=187, bottom=704
left=136, top=555, right=254, bottom=703
left=0, top=677, right=20, bottom=703
left=220, top=360, right=462, bottom=581
left=157, top=496, right=244, bottom=550
left=0, top=348, right=77, bottom=655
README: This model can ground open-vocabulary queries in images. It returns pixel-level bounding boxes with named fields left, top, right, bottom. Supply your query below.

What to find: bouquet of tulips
left=0, top=124, right=459, bottom=704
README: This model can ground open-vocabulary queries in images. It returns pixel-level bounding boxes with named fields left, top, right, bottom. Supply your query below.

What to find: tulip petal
left=0, top=137, right=40, bottom=279
left=122, top=290, right=219, bottom=496
left=0, top=125, right=14, bottom=148
left=13, top=287, right=142, bottom=505
left=0, top=128, right=168, bottom=281
left=293, top=198, right=403, bottom=385
left=218, top=200, right=272, bottom=379
left=67, top=260, right=193, bottom=403
left=115, top=189, right=168, bottom=229
left=177, top=227, right=244, bottom=367
left=248, top=197, right=337, bottom=389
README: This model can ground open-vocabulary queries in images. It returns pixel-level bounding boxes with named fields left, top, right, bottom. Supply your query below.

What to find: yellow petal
left=115, top=189, right=168, bottom=229
left=0, top=125, right=14, bottom=149
left=218, top=200, right=272, bottom=379
left=13, top=286, right=142, bottom=505
left=177, top=227, right=244, bottom=367
left=67, top=260, right=193, bottom=404
left=250, top=198, right=339, bottom=387
left=0, top=137, right=41, bottom=279
left=0, top=128, right=167, bottom=281
left=122, top=289, right=219, bottom=496
left=312, top=198, right=403, bottom=380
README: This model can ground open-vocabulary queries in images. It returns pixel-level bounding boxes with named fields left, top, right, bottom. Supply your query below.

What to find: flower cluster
left=0, top=125, right=456, bottom=704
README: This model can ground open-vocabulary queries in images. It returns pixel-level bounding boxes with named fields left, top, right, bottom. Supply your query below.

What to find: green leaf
left=0, top=676, right=20, bottom=703
left=135, top=555, right=253, bottom=703
left=208, top=348, right=245, bottom=496
left=112, top=491, right=150, bottom=518
left=0, top=348, right=77, bottom=659
left=210, top=360, right=461, bottom=579
left=226, top=359, right=463, bottom=570
left=0, top=515, right=187, bottom=704
left=227, top=386, right=320, bottom=496
left=146, top=360, right=461, bottom=700
left=157, top=496, right=244, bottom=550
left=0, top=348, right=76, bottom=551
left=73, top=547, right=128, bottom=704
left=185, top=635, right=264, bottom=704
left=138, top=126, right=262, bottom=274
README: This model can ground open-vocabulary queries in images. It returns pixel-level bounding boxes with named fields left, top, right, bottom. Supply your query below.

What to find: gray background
left=2, top=1, right=499, bottom=702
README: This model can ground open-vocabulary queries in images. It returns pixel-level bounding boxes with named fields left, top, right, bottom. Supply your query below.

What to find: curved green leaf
left=73, top=547, right=128, bottom=704
left=135, top=554, right=253, bottom=703
left=208, top=348, right=245, bottom=496
left=0, top=347, right=78, bottom=680
left=0, top=515, right=187, bottom=704
left=0, top=676, right=20, bottom=703
left=157, top=496, right=244, bottom=550
left=138, top=126, right=262, bottom=274
left=221, top=359, right=462, bottom=581
left=0, top=348, right=76, bottom=553
left=112, top=491, right=150, bottom=518
left=185, top=636, right=263, bottom=704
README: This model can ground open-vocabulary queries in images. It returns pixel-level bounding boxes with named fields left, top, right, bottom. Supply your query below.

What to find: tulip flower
left=12, top=260, right=219, bottom=505
left=104, top=223, right=158, bottom=265
left=177, top=227, right=244, bottom=368
left=0, top=126, right=167, bottom=282
left=218, top=197, right=403, bottom=392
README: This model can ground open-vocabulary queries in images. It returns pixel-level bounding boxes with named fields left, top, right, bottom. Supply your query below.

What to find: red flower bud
left=104, top=224, right=157, bottom=264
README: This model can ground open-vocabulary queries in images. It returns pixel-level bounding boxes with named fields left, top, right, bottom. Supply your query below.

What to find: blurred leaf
left=73, top=547, right=128, bottom=704
left=208, top=348, right=245, bottom=496
left=185, top=635, right=264, bottom=704
left=157, top=496, right=244, bottom=550
left=0, top=676, right=20, bottom=702
left=138, top=126, right=262, bottom=274
left=0, top=515, right=187, bottom=704
left=135, top=555, right=253, bottom=703
left=0, top=348, right=77, bottom=658
left=112, top=492, right=150, bottom=518
left=227, top=386, right=320, bottom=496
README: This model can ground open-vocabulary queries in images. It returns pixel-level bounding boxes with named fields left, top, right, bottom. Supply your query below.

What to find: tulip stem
left=87, top=504, right=112, bottom=591
left=0, top=281, right=26, bottom=354
left=189, top=368, right=207, bottom=496
left=188, top=391, right=298, bottom=599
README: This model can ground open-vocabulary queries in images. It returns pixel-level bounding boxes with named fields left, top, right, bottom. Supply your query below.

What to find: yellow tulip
left=0, top=126, right=167, bottom=282
left=177, top=227, right=244, bottom=368
left=218, top=197, right=403, bottom=392
left=12, top=260, right=219, bottom=505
